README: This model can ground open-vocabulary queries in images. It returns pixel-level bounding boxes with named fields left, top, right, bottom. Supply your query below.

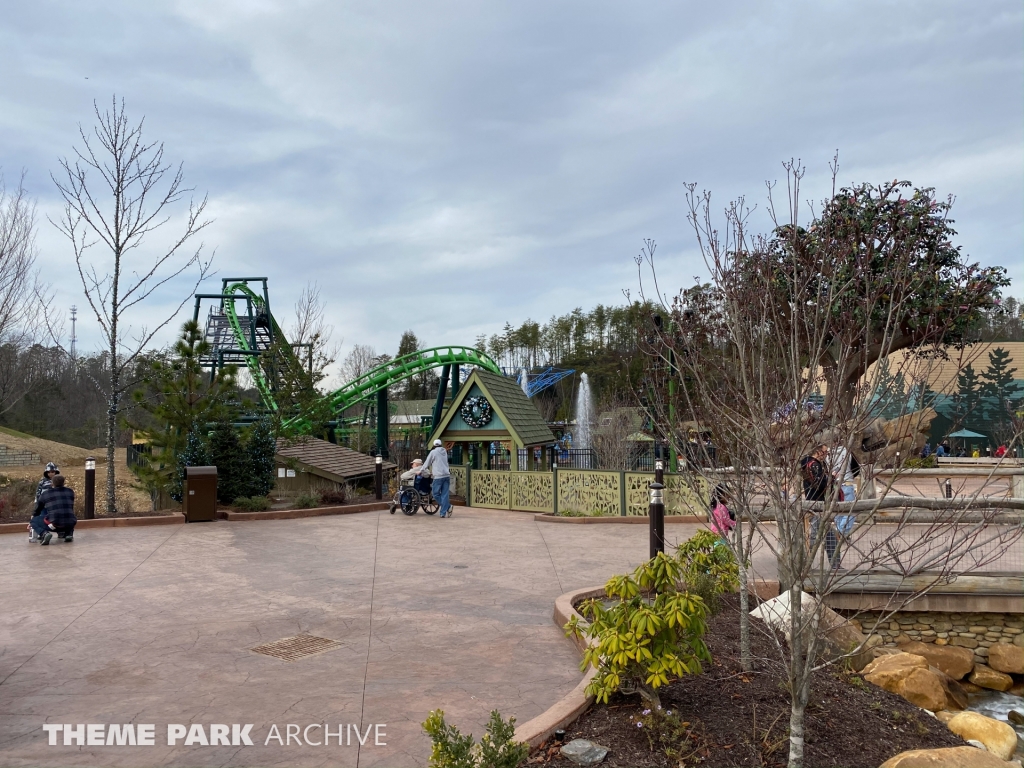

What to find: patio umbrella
left=946, top=429, right=986, bottom=439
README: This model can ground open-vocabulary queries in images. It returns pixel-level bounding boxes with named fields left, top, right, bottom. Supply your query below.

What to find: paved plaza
left=0, top=508, right=779, bottom=767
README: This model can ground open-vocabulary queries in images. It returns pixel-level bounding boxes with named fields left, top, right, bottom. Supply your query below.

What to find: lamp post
left=84, top=457, right=95, bottom=520
left=374, top=454, right=383, bottom=500
left=654, top=458, right=664, bottom=485
left=649, top=480, right=665, bottom=559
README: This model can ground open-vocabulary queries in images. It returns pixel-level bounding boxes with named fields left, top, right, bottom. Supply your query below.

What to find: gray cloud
left=2, top=1, right=1021, bottom=375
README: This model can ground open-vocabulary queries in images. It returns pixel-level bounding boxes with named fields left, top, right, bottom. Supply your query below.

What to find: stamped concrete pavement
left=0, top=507, right=776, bottom=767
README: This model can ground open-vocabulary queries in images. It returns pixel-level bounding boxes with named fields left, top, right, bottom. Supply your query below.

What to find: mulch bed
left=535, top=594, right=966, bottom=768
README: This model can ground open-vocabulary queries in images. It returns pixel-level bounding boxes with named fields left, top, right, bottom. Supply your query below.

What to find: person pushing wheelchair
left=418, top=439, right=453, bottom=518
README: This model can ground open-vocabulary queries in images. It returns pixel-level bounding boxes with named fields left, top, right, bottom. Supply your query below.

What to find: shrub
left=295, top=492, right=319, bottom=509
left=209, top=420, right=246, bottom=504
left=233, top=496, right=271, bottom=512
left=317, top=487, right=347, bottom=506
left=566, top=551, right=711, bottom=707
left=422, top=709, right=526, bottom=768
left=674, top=529, right=740, bottom=615
left=904, top=455, right=937, bottom=468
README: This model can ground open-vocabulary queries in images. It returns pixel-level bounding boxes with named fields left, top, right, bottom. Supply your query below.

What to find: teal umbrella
left=946, top=429, right=986, bottom=439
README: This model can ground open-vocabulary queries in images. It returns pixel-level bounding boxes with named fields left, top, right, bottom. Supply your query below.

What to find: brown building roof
left=275, top=437, right=397, bottom=482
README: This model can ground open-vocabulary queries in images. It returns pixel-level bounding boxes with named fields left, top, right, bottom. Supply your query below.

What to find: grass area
left=0, top=425, right=37, bottom=440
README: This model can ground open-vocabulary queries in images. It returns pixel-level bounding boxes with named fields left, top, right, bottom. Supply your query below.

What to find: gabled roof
left=431, top=369, right=555, bottom=447
left=276, top=437, right=397, bottom=482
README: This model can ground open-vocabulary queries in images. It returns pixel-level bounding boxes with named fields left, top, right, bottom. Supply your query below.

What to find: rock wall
left=849, top=611, right=1024, bottom=666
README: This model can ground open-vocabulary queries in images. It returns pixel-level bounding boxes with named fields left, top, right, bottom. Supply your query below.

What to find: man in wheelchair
left=390, top=459, right=440, bottom=515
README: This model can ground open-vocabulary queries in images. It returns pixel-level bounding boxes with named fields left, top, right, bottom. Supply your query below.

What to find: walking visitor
left=418, top=439, right=452, bottom=518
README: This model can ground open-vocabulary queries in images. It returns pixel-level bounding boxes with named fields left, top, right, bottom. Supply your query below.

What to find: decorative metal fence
left=453, top=465, right=708, bottom=517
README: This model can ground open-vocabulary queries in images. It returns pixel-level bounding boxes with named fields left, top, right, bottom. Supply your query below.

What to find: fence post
left=466, top=465, right=472, bottom=507
left=619, top=471, right=627, bottom=516
left=552, top=463, right=559, bottom=516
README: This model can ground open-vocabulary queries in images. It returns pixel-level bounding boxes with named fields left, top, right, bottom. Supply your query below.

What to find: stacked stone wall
left=848, top=611, right=1024, bottom=666
left=0, top=445, right=41, bottom=466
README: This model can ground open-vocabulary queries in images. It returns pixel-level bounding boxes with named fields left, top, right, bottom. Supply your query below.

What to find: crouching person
left=33, top=474, right=77, bottom=545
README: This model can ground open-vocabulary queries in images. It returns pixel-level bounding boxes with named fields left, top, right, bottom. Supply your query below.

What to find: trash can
left=183, top=466, right=218, bottom=522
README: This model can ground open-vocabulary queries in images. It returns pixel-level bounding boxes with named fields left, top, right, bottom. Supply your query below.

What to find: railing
left=454, top=465, right=708, bottom=517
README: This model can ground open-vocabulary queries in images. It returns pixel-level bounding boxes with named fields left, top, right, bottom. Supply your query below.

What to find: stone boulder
left=880, top=746, right=1020, bottom=768
left=987, top=643, right=1024, bottom=675
left=750, top=591, right=873, bottom=670
left=861, top=653, right=949, bottom=711
left=560, top=739, right=609, bottom=766
left=945, top=712, right=1019, bottom=761
left=969, top=664, right=1014, bottom=692
left=931, top=667, right=968, bottom=711
left=862, top=653, right=929, bottom=688
left=897, top=641, right=976, bottom=680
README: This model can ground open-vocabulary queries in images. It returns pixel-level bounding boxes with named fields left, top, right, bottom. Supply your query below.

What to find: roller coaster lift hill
left=193, top=278, right=507, bottom=458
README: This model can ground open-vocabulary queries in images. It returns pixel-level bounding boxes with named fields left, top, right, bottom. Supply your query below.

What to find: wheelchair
left=389, top=474, right=440, bottom=516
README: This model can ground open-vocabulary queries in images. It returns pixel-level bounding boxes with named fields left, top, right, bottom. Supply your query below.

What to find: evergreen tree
left=174, top=429, right=211, bottom=502
left=244, top=417, right=277, bottom=498
left=980, top=346, right=1023, bottom=430
left=954, top=363, right=981, bottom=429
left=208, top=420, right=246, bottom=503
left=129, top=321, right=238, bottom=502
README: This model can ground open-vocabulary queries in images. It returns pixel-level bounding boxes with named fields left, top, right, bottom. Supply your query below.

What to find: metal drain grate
left=250, top=634, right=343, bottom=662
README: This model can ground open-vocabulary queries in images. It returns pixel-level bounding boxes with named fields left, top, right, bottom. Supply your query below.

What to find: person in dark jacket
left=32, top=474, right=77, bottom=545
left=35, top=462, right=60, bottom=502
left=800, top=445, right=838, bottom=567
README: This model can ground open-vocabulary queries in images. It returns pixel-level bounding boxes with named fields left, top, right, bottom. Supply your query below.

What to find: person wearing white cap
left=418, top=439, right=452, bottom=518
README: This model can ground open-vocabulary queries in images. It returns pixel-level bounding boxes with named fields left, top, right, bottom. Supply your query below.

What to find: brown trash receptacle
left=183, top=466, right=218, bottom=522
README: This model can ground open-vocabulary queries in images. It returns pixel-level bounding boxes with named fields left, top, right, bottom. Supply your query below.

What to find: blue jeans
left=30, top=514, right=47, bottom=536
left=432, top=476, right=451, bottom=516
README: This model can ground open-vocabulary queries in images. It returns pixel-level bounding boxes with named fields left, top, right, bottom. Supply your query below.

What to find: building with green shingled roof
left=429, top=369, right=555, bottom=470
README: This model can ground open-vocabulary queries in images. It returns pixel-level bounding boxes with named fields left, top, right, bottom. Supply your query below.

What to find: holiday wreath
left=460, top=396, right=493, bottom=428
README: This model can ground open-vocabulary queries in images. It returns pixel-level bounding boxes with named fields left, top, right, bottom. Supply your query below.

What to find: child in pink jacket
left=709, top=484, right=735, bottom=538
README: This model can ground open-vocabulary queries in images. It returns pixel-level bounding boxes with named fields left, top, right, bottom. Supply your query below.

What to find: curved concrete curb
left=513, top=585, right=605, bottom=748
left=512, top=577, right=781, bottom=748
left=536, top=513, right=704, bottom=524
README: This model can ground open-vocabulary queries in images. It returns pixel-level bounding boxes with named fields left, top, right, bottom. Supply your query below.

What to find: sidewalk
left=0, top=507, right=761, bottom=767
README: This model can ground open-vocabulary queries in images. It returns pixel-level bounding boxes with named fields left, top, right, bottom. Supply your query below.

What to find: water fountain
left=574, top=373, right=594, bottom=467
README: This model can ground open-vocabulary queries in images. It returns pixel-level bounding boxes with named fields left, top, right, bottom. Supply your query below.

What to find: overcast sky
left=2, top=1, right=1021, bottom=380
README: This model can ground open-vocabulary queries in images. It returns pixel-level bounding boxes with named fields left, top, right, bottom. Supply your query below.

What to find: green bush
left=295, top=492, right=319, bottom=509
left=422, top=709, right=526, bottom=768
left=904, top=455, right=937, bottom=468
left=566, top=551, right=710, bottom=707
left=233, top=496, right=271, bottom=512
left=674, top=529, right=740, bottom=615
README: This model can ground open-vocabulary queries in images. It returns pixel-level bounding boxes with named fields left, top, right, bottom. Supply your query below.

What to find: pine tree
left=129, top=321, right=238, bottom=503
left=980, top=346, right=1023, bottom=431
left=954, top=363, right=982, bottom=429
left=244, top=417, right=277, bottom=498
left=174, top=429, right=211, bottom=502
left=208, top=420, right=246, bottom=503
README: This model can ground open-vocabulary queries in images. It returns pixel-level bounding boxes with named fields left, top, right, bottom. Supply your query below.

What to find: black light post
left=649, top=477, right=665, bottom=559
left=654, top=458, right=664, bottom=486
left=374, top=454, right=383, bottom=500
left=84, top=456, right=96, bottom=520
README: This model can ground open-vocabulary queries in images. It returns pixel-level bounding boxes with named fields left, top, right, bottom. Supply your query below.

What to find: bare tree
left=50, top=97, right=212, bottom=514
left=0, top=171, right=48, bottom=416
left=340, top=343, right=379, bottom=384
left=638, top=160, right=1018, bottom=768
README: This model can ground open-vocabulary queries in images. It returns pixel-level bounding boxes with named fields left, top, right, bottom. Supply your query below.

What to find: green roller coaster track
left=211, top=281, right=501, bottom=432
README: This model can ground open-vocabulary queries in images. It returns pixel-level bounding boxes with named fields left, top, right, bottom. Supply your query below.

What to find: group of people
left=28, top=462, right=78, bottom=545
left=799, top=443, right=858, bottom=569
left=401, top=439, right=454, bottom=518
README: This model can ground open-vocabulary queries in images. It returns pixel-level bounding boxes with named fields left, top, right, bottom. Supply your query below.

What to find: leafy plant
left=904, top=456, right=937, bottom=468
left=422, top=709, right=526, bottom=768
left=566, top=551, right=711, bottom=706
left=633, top=705, right=703, bottom=763
left=295, top=492, right=319, bottom=509
left=674, top=529, right=740, bottom=615
left=233, top=496, right=271, bottom=512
